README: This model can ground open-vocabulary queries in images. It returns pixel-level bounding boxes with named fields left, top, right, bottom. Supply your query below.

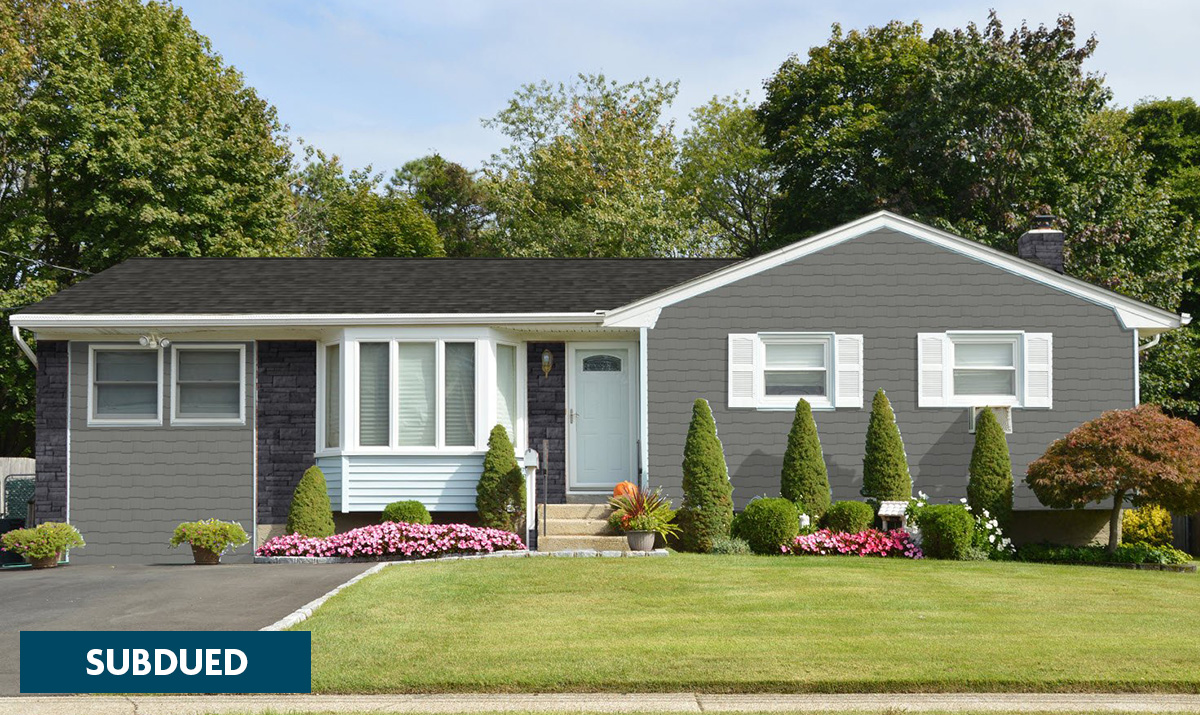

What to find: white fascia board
left=603, top=211, right=1185, bottom=332
left=9, top=312, right=606, bottom=329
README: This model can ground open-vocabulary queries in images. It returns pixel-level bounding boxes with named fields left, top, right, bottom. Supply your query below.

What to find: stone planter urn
left=626, top=531, right=656, bottom=552
left=190, top=545, right=222, bottom=565
left=27, top=553, right=61, bottom=569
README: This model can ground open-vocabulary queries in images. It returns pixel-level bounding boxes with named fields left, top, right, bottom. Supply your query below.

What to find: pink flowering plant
left=784, top=528, right=923, bottom=559
left=256, top=521, right=525, bottom=559
left=1, top=522, right=84, bottom=559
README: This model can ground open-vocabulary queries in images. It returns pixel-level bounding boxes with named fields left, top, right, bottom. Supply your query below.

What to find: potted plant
left=169, top=519, right=249, bottom=565
left=1, top=522, right=85, bottom=568
left=608, top=486, right=679, bottom=551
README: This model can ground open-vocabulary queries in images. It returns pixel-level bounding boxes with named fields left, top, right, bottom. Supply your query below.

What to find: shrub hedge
left=287, top=466, right=335, bottom=538
left=382, top=500, right=432, bottom=525
left=821, top=500, right=874, bottom=534
left=732, top=497, right=799, bottom=554
left=1122, top=504, right=1174, bottom=548
left=1017, top=542, right=1191, bottom=566
left=917, top=504, right=973, bottom=559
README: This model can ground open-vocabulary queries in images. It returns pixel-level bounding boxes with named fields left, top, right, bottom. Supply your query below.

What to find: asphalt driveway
left=0, top=562, right=374, bottom=695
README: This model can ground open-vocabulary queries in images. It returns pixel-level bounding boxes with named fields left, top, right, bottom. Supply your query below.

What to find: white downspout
left=11, top=325, right=37, bottom=369
left=1137, top=333, right=1161, bottom=352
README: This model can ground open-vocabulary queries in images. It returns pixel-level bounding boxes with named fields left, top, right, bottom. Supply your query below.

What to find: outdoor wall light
left=138, top=334, right=170, bottom=348
left=541, top=349, right=553, bottom=377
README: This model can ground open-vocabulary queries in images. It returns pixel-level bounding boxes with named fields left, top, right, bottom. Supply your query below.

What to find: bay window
left=396, top=342, right=436, bottom=446
left=358, top=343, right=389, bottom=446
left=324, top=344, right=341, bottom=449
left=496, top=343, right=518, bottom=438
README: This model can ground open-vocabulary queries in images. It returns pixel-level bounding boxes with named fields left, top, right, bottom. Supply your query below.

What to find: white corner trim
left=10, top=312, right=606, bottom=329
left=602, top=211, right=1184, bottom=332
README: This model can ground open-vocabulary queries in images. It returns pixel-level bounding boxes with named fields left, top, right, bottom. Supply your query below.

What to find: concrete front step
left=542, top=503, right=613, bottom=520
left=538, top=535, right=629, bottom=552
left=542, top=518, right=615, bottom=536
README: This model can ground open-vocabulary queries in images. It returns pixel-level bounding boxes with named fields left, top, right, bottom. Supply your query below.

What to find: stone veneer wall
left=256, top=341, right=317, bottom=527
left=527, top=343, right=566, bottom=506
left=33, top=340, right=68, bottom=523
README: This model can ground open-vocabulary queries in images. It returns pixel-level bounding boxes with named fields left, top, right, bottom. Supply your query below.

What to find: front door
left=568, top=344, right=638, bottom=493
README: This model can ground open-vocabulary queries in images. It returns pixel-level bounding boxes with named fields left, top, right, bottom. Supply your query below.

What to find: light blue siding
left=317, top=456, right=342, bottom=512
left=333, top=454, right=526, bottom=512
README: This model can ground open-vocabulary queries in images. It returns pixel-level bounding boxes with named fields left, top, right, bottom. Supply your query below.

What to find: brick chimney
left=1017, top=214, right=1064, bottom=274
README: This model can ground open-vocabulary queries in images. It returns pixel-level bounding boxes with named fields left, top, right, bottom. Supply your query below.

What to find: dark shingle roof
left=18, top=257, right=742, bottom=315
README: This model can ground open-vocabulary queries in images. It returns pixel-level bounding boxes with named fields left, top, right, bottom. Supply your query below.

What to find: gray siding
left=67, top=342, right=255, bottom=563
left=647, top=228, right=1135, bottom=511
left=34, top=341, right=68, bottom=523
left=256, top=341, right=316, bottom=525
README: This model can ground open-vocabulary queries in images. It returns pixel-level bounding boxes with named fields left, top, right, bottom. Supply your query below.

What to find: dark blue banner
left=20, top=631, right=311, bottom=694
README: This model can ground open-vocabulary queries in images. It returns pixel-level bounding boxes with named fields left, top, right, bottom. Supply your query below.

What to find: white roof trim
left=10, top=312, right=606, bottom=329
left=603, top=211, right=1185, bottom=333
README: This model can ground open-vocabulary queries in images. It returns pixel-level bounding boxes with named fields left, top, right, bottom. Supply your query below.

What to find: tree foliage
left=678, top=93, right=779, bottom=257
left=758, top=13, right=1197, bottom=311
left=475, top=425, right=525, bottom=533
left=1026, top=405, right=1200, bottom=551
left=677, top=398, right=734, bottom=552
left=391, top=154, right=489, bottom=257
left=482, top=73, right=699, bottom=257
left=288, top=143, right=443, bottom=258
left=1, top=0, right=296, bottom=456
left=967, top=407, right=1014, bottom=529
left=780, top=399, right=831, bottom=517
left=860, top=389, right=912, bottom=502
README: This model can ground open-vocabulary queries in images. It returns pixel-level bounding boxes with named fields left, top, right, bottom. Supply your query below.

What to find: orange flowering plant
left=607, top=485, right=680, bottom=539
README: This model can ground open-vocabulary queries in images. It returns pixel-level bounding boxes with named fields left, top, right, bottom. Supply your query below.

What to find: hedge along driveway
left=296, top=554, right=1200, bottom=694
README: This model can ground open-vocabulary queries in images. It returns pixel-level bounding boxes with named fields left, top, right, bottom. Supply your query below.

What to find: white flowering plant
left=961, top=498, right=1014, bottom=559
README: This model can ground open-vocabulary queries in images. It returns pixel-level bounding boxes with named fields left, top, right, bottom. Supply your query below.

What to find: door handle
left=569, top=409, right=580, bottom=424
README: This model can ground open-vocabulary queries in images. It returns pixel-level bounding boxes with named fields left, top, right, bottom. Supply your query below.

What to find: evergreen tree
left=860, top=389, right=912, bottom=501
left=967, top=407, right=1014, bottom=529
left=677, top=399, right=734, bottom=552
left=286, top=466, right=335, bottom=538
left=780, top=399, right=831, bottom=517
left=476, top=425, right=525, bottom=532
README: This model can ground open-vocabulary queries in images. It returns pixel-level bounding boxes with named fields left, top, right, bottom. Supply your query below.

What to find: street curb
left=4, top=692, right=1200, bottom=714
left=259, top=548, right=669, bottom=631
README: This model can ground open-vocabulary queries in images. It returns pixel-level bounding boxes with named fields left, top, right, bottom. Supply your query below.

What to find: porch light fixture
left=138, top=334, right=170, bottom=348
left=541, top=349, right=553, bottom=377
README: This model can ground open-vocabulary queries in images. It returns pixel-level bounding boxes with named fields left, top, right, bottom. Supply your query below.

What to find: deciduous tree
left=1025, top=404, right=1200, bottom=551
left=391, top=154, right=489, bottom=257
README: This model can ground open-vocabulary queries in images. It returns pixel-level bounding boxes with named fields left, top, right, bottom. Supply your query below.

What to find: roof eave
left=9, top=311, right=608, bottom=330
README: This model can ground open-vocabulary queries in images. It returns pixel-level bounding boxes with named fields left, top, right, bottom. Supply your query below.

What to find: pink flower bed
left=784, top=528, right=923, bottom=559
left=256, top=521, right=525, bottom=559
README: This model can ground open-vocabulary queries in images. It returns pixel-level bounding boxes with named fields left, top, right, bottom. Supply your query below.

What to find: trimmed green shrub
left=476, top=425, right=526, bottom=532
left=382, top=500, right=432, bottom=525
left=1122, top=503, right=1174, bottom=548
left=731, top=498, right=799, bottom=555
left=861, top=389, right=912, bottom=502
left=967, top=407, right=1014, bottom=529
left=918, top=504, right=973, bottom=560
left=821, top=500, right=874, bottom=534
left=287, top=466, right=335, bottom=538
left=677, top=398, right=734, bottom=553
left=1017, top=542, right=1191, bottom=566
left=710, top=536, right=752, bottom=555
left=781, top=399, right=831, bottom=519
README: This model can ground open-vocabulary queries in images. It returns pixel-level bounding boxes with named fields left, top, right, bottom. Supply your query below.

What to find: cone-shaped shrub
left=287, top=466, right=335, bottom=538
left=677, top=398, right=734, bottom=552
left=861, top=389, right=912, bottom=502
left=476, top=425, right=526, bottom=533
left=967, top=407, right=1014, bottom=529
left=781, top=399, right=831, bottom=518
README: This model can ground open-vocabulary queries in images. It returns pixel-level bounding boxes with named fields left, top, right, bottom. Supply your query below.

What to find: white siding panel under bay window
left=344, top=454, right=489, bottom=511
left=317, top=456, right=343, bottom=512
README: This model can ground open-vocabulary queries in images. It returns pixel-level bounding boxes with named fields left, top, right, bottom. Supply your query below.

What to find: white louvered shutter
left=834, top=334, right=864, bottom=408
left=1024, top=333, right=1053, bottom=408
left=917, top=333, right=950, bottom=407
left=728, top=334, right=758, bottom=408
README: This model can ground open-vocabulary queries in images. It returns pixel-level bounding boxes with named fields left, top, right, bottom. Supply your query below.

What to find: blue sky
left=174, top=1, right=1200, bottom=173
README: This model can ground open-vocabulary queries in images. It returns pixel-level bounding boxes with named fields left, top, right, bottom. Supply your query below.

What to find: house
left=10, top=212, right=1186, bottom=562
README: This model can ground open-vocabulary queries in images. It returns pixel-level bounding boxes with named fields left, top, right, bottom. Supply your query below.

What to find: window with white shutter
left=728, top=332, right=862, bottom=410
left=918, top=331, right=1053, bottom=409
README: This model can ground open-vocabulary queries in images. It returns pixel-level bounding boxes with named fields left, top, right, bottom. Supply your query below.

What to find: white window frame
left=317, top=340, right=342, bottom=454
left=947, top=331, right=1022, bottom=407
left=170, top=344, right=246, bottom=426
left=87, top=344, right=163, bottom=427
left=495, top=340, right=522, bottom=444
left=758, top=332, right=834, bottom=410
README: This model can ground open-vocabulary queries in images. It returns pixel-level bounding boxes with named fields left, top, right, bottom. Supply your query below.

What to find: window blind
left=397, top=343, right=436, bottom=446
left=358, top=343, right=390, bottom=447
left=496, top=344, right=517, bottom=439
left=325, top=344, right=341, bottom=449
left=444, top=342, right=476, bottom=447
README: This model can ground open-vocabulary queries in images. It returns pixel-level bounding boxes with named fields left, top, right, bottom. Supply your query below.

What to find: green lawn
left=296, top=554, right=1200, bottom=694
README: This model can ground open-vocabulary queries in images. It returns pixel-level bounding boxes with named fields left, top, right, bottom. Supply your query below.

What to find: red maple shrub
left=1025, top=404, right=1200, bottom=551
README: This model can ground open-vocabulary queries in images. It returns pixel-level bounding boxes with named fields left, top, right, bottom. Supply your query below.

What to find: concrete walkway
left=2, top=693, right=1200, bottom=714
